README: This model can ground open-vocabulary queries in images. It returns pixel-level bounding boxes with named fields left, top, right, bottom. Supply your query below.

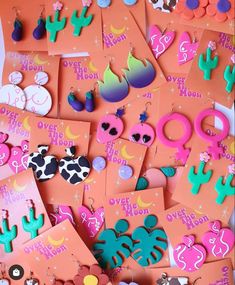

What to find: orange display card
left=0, top=169, right=51, bottom=263
left=20, top=220, right=97, bottom=284
left=29, top=116, right=90, bottom=206
left=173, top=126, right=235, bottom=223
left=186, top=30, right=235, bottom=108
left=2, top=51, right=60, bottom=118
left=45, top=1, right=102, bottom=55
left=0, top=0, right=47, bottom=51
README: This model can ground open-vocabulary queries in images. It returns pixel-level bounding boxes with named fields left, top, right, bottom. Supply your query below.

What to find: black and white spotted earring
left=27, top=145, right=58, bottom=182
left=58, top=146, right=91, bottom=185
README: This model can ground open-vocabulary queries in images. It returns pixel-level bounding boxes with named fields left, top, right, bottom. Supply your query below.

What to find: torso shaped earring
left=0, top=133, right=11, bottom=166
left=0, top=209, right=17, bottom=253
left=96, top=107, right=125, bottom=144
left=224, top=54, right=235, bottom=93
left=194, top=108, right=230, bottom=160
left=149, top=25, right=175, bottom=59
left=129, top=102, right=155, bottom=147
left=0, top=263, right=10, bottom=285
left=24, top=271, right=39, bottom=285
left=8, top=140, right=29, bottom=174
left=33, top=5, right=46, bottom=40
left=156, top=273, right=189, bottom=285
left=78, top=197, right=105, bottom=238
left=0, top=71, right=26, bottom=110
left=24, top=71, right=52, bottom=116
left=12, top=6, right=23, bottom=41
left=156, top=111, right=193, bottom=164
left=178, top=31, right=199, bottom=65
left=59, top=146, right=91, bottom=185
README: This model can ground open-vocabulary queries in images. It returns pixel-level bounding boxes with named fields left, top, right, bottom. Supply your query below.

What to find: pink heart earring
left=149, top=25, right=175, bottom=59
left=178, top=31, right=199, bottom=65
left=0, top=133, right=11, bottom=166
left=8, top=140, right=29, bottom=174
left=49, top=205, right=76, bottom=227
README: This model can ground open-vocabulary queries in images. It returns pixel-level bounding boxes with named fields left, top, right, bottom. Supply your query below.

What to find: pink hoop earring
left=194, top=109, right=230, bottom=160
left=156, top=112, right=193, bottom=164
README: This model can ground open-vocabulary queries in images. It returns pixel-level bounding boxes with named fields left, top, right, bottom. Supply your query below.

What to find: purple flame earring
left=33, top=6, right=46, bottom=40
left=11, top=7, right=23, bottom=41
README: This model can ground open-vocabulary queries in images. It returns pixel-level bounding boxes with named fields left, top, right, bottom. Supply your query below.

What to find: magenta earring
left=178, top=32, right=199, bottom=65
left=156, top=112, right=193, bottom=164
left=8, top=140, right=29, bottom=174
left=0, top=133, right=11, bottom=166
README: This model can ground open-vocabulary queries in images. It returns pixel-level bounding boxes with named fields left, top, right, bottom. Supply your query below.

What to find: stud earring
left=24, top=71, right=52, bottom=116
left=149, top=25, right=175, bottom=59
left=96, top=107, right=125, bottom=144
left=96, top=0, right=112, bottom=8
left=198, top=41, right=219, bottom=80
left=33, top=5, right=46, bottom=40
left=178, top=31, right=199, bottom=65
left=224, top=54, right=235, bottom=93
left=28, top=145, right=58, bottom=182
left=12, top=6, right=23, bottom=41
left=0, top=71, right=26, bottom=110
left=59, top=146, right=91, bottom=185
left=119, top=165, right=133, bottom=180
left=24, top=271, right=39, bottom=285
left=122, top=46, right=156, bottom=88
left=0, top=133, right=11, bottom=167
left=8, top=140, right=29, bottom=174
left=123, top=0, right=138, bottom=6
left=46, top=1, right=67, bottom=42
left=92, top=156, right=107, bottom=172
left=129, top=102, right=155, bottom=147
left=0, top=210, right=17, bottom=253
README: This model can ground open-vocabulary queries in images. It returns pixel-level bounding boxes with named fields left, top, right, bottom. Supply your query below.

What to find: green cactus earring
left=224, top=55, right=235, bottom=93
left=46, top=1, right=67, bottom=42
left=198, top=41, right=219, bottom=80
left=22, top=200, right=44, bottom=239
left=71, top=0, right=93, bottom=37
left=188, top=152, right=213, bottom=195
left=0, top=210, right=17, bottom=253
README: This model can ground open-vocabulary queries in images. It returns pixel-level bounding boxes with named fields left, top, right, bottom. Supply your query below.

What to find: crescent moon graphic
left=33, top=54, right=48, bottom=65
left=137, top=196, right=152, bottom=208
left=48, top=236, right=65, bottom=246
left=110, top=25, right=126, bottom=35
left=230, top=142, right=235, bottom=155
left=65, top=126, right=80, bottom=140
left=88, top=61, right=98, bottom=73
left=13, top=179, right=27, bottom=192
left=120, top=145, right=135, bottom=160
left=22, top=116, right=31, bottom=131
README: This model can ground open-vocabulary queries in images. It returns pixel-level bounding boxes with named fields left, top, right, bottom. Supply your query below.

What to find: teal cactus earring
left=224, top=54, right=235, bottom=93
left=0, top=210, right=17, bottom=253
left=22, top=200, right=44, bottom=239
left=46, top=1, right=67, bottom=42
left=93, top=219, right=133, bottom=269
left=131, top=215, right=168, bottom=267
left=198, top=41, right=219, bottom=80
left=71, top=0, right=93, bottom=37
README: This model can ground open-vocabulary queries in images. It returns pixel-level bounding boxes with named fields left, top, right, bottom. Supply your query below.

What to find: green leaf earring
left=0, top=210, right=17, bottom=253
left=46, top=1, right=67, bottom=42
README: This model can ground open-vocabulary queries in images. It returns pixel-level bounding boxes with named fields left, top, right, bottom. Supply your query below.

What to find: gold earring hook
left=145, top=101, right=151, bottom=112
left=12, top=6, right=19, bottom=18
left=192, top=277, right=202, bottom=285
left=40, top=5, right=45, bottom=18
left=88, top=197, right=94, bottom=213
left=129, top=42, right=134, bottom=54
left=71, top=253, right=81, bottom=270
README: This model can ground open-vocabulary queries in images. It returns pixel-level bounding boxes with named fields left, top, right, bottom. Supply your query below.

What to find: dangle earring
left=12, top=6, right=23, bottom=41
left=129, top=102, right=155, bottom=147
left=67, top=87, right=85, bottom=112
left=8, top=140, right=29, bottom=174
left=178, top=31, right=199, bottom=65
left=0, top=133, right=11, bottom=167
left=33, top=5, right=46, bottom=40
left=224, top=54, right=235, bottom=93
left=0, top=210, right=17, bottom=253
left=24, top=271, right=39, bottom=285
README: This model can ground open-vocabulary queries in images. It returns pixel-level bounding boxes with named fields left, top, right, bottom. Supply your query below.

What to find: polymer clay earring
left=92, top=156, right=106, bottom=172
left=156, top=112, right=193, bottom=164
left=149, top=25, right=175, bottom=59
left=24, top=271, right=39, bottom=285
left=71, top=0, right=93, bottom=37
left=8, top=140, right=29, bottom=174
left=0, top=71, right=26, bottom=110
left=178, top=32, right=199, bottom=65
left=173, top=235, right=206, bottom=272
left=33, top=6, right=46, bottom=40
left=0, top=263, right=10, bottom=285
left=49, top=205, right=76, bottom=226
left=67, top=87, right=84, bottom=112
left=214, top=164, right=235, bottom=204
left=224, top=54, right=235, bottom=93
left=202, top=220, right=235, bottom=258
left=24, top=71, right=52, bottom=116
left=28, top=145, right=58, bottom=182
left=78, top=198, right=105, bottom=238
left=12, top=7, right=23, bottom=41
left=198, top=41, right=219, bottom=80
left=46, top=1, right=67, bottom=42
left=129, top=103, right=155, bottom=147
left=132, top=215, right=168, bottom=267
left=122, top=50, right=156, bottom=88
left=96, top=108, right=125, bottom=144
left=96, top=0, right=111, bottom=8
left=188, top=152, right=213, bottom=195
left=93, top=219, right=133, bottom=268
left=119, top=165, right=133, bottom=180
left=194, top=108, right=230, bottom=160
left=123, top=0, right=138, bottom=5
left=0, top=133, right=11, bottom=166
left=22, top=200, right=44, bottom=239
left=0, top=210, right=17, bottom=253
left=156, top=273, right=189, bottom=285
left=206, top=0, right=234, bottom=22
left=148, top=0, right=178, bottom=13
left=59, top=146, right=91, bottom=185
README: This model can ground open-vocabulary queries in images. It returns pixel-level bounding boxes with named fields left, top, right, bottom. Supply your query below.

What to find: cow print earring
left=156, top=273, right=189, bottom=285
left=59, top=146, right=91, bottom=185
left=28, top=145, right=58, bottom=182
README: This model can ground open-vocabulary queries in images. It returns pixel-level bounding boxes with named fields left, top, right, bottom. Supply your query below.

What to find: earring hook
left=129, top=42, right=134, bottom=54
left=12, top=6, right=19, bottom=18
left=145, top=101, right=151, bottom=112
left=40, top=5, right=45, bottom=18
left=71, top=253, right=81, bottom=270
left=88, top=197, right=94, bottom=213
left=46, top=267, right=55, bottom=284
left=192, top=277, right=202, bottom=285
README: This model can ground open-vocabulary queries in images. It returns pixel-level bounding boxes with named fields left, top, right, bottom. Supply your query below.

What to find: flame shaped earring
left=33, top=5, right=46, bottom=40
left=122, top=46, right=156, bottom=88
left=12, top=6, right=23, bottom=41
left=98, top=57, right=129, bottom=103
